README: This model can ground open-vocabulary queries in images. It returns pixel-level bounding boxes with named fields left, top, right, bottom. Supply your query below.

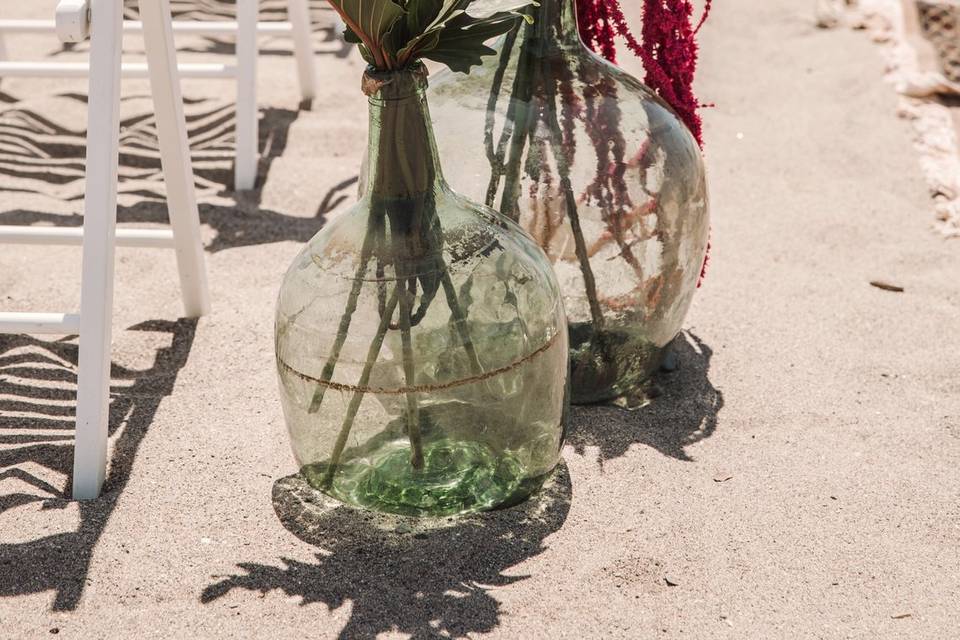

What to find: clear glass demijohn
left=275, top=65, right=568, bottom=517
left=427, top=0, right=710, bottom=405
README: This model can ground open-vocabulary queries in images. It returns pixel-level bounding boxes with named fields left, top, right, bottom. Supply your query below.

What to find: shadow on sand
left=0, top=91, right=302, bottom=197
left=567, top=331, right=724, bottom=462
left=202, top=463, right=572, bottom=639
left=199, top=332, right=720, bottom=637
left=117, top=0, right=352, bottom=61
left=0, top=93, right=356, bottom=251
left=0, top=319, right=197, bottom=611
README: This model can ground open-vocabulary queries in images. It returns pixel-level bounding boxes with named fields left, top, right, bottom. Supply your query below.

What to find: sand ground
left=1, top=0, right=959, bottom=638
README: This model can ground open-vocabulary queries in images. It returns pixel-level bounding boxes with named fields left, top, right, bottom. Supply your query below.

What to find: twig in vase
left=560, top=174, right=605, bottom=332
left=322, top=284, right=402, bottom=488
left=307, top=217, right=380, bottom=414
left=484, top=29, right=520, bottom=207
left=492, top=16, right=545, bottom=217
left=483, top=19, right=606, bottom=336
left=579, top=71, right=645, bottom=285
left=438, top=266, right=485, bottom=377
left=398, top=276, right=425, bottom=470
left=540, top=58, right=606, bottom=334
left=305, top=0, right=542, bottom=494
left=497, top=46, right=538, bottom=217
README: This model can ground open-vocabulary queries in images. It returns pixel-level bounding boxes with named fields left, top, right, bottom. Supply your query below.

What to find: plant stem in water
left=560, top=174, right=605, bottom=331
left=438, top=263, right=484, bottom=376
left=307, top=217, right=379, bottom=414
left=484, top=29, right=519, bottom=206
left=540, top=58, right=606, bottom=334
left=398, top=276, right=425, bottom=470
left=323, top=284, right=401, bottom=487
left=496, top=23, right=539, bottom=217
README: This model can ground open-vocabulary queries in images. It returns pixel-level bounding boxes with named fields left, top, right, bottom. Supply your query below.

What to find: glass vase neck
left=527, top=0, right=582, bottom=51
left=362, top=65, right=446, bottom=200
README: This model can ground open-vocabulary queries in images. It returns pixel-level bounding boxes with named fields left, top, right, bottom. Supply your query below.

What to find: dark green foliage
left=326, top=0, right=535, bottom=71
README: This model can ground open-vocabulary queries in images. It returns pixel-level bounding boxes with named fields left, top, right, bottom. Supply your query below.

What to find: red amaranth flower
left=575, top=0, right=710, bottom=147
left=575, top=0, right=712, bottom=285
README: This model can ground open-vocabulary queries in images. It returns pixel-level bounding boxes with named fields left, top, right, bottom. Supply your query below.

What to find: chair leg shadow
left=0, top=318, right=197, bottom=611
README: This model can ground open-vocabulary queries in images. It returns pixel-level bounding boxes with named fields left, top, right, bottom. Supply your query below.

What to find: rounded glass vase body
left=427, top=0, right=710, bottom=405
left=275, top=67, right=568, bottom=517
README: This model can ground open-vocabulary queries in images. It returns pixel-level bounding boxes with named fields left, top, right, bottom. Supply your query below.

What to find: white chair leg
left=138, top=0, right=210, bottom=317
left=286, top=0, right=317, bottom=102
left=0, top=32, right=7, bottom=88
left=73, top=0, right=124, bottom=500
left=234, top=0, right=258, bottom=191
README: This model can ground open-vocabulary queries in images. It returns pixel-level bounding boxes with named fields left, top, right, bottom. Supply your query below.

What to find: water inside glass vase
left=275, top=66, right=569, bottom=516
left=427, top=3, right=710, bottom=406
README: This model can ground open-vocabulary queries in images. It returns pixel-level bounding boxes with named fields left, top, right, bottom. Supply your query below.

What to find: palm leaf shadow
left=202, top=464, right=572, bottom=639
left=0, top=319, right=197, bottom=611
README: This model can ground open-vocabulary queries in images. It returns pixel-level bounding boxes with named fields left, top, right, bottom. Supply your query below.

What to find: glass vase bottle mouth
left=362, top=63, right=430, bottom=102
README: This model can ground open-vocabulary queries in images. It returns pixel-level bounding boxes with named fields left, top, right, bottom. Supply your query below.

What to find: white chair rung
left=0, top=312, right=81, bottom=335
left=0, top=60, right=236, bottom=79
left=0, top=0, right=320, bottom=191
left=0, top=0, right=324, bottom=497
left=0, top=0, right=214, bottom=499
left=0, top=19, right=60, bottom=34
left=0, top=225, right=176, bottom=248
left=0, top=18, right=294, bottom=36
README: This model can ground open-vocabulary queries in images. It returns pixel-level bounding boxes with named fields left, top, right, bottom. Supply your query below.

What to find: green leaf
left=464, top=0, right=537, bottom=20
left=394, top=0, right=460, bottom=65
left=333, top=0, right=533, bottom=71
left=398, top=0, right=527, bottom=66
left=384, top=14, right=411, bottom=57
left=405, top=0, right=444, bottom=35
left=419, top=0, right=477, bottom=37
left=397, top=29, right=441, bottom=65
left=343, top=25, right=362, bottom=43
left=357, top=43, right=377, bottom=66
left=422, top=13, right=521, bottom=73
left=329, top=0, right=407, bottom=63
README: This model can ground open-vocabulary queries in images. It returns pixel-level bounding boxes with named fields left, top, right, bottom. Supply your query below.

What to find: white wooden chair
left=0, top=0, right=210, bottom=499
left=0, top=0, right=319, bottom=190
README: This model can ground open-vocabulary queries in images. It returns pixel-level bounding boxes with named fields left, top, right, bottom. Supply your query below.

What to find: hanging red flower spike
left=576, top=0, right=710, bottom=147
left=575, top=0, right=712, bottom=284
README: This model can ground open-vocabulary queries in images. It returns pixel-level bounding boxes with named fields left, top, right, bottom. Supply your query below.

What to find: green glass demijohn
left=426, top=0, right=710, bottom=406
left=275, top=64, right=568, bottom=517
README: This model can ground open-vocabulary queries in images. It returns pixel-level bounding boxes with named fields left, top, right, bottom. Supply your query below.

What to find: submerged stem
left=541, top=54, right=605, bottom=333
left=307, top=216, right=379, bottom=414
left=496, top=21, right=543, bottom=218
left=398, top=277, right=425, bottom=470
left=438, top=265, right=485, bottom=377
left=484, top=29, right=520, bottom=207
left=560, top=175, right=605, bottom=331
left=321, top=64, right=496, bottom=485
left=486, top=12, right=605, bottom=335
left=323, top=285, right=401, bottom=488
